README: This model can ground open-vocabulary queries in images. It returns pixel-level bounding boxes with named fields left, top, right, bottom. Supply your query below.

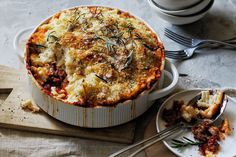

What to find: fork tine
left=165, top=51, right=187, bottom=60
left=166, top=55, right=186, bottom=60
left=165, top=53, right=185, bottom=58
left=165, top=28, right=191, bottom=43
left=165, top=54, right=184, bottom=60
left=164, top=28, right=192, bottom=47
left=165, top=50, right=187, bottom=55
left=164, top=32, right=192, bottom=47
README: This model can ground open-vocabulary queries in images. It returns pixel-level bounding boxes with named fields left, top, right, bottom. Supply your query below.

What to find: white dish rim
left=151, top=0, right=211, bottom=16
left=149, top=0, right=214, bottom=18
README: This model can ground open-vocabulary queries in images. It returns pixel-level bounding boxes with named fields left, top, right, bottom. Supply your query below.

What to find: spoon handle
left=109, top=123, right=182, bottom=157
left=128, top=128, right=181, bottom=157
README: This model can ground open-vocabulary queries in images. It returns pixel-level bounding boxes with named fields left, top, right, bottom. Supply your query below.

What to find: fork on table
left=165, top=45, right=203, bottom=60
left=164, top=28, right=236, bottom=60
left=164, top=28, right=236, bottom=48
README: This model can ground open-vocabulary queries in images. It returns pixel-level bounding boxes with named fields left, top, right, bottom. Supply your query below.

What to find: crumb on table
left=21, top=99, right=40, bottom=113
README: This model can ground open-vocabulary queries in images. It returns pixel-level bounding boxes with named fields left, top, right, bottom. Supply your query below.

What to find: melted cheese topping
left=26, top=6, right=165, bottom=106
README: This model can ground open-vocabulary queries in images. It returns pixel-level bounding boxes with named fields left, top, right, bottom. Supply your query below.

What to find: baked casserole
left=25, top=6, right=165, bottom=107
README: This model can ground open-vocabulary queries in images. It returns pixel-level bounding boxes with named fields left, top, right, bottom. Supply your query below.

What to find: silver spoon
left=187, top=91, right=228, bottom=124
left=109, top=91, right=228, bottom=157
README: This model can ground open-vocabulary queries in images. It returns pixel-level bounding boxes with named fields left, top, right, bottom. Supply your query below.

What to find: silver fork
left=110, top=120, right=202, bottom=157
left=165, top=44, right=206, bottom=60
left=164, top=28, right=236, bottom=48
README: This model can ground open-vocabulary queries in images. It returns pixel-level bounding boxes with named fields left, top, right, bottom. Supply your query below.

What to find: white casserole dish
left=15, top=6, right=179, bottom=128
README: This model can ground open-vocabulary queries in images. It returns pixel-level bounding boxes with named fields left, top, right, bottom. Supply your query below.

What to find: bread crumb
left=21, top=99, right=40, bottom=113
left=220, top=118, right=231, bottom=136
left=198, top=91, right=224, bottom=119
left=205, top=150, right=217, bottom=157
left=181, top=105, right=198, bottom=122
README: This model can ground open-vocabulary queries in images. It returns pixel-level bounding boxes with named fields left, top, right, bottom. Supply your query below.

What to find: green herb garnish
left=75, top=13, right=86, bottom=21
left=171, top=137, right=203, bottom=148
left=34, top=44, right=47, bottom=48
left=110, top=32, right=124, bottom=39
left=121, top=22, right=134, bottom=37
left=94, top=30, right=104, bottom=40
left=95, top=74, right=108, bottom=83
left=105, top=40, right=118, bottom=52
left=126, top=23, right=135, bottom=37
left=143, top=43, right=156, bottom=51
left=67, top=10, right=86, bottom=31
left=47, top=31, right=59, bottom=43
left=122, top=50, right=134, bottom=70
left=29, top=43, right=47, bottom=54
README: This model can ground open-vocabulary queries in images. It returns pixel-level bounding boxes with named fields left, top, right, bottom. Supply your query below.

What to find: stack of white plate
left=148, top=0, right=214, bottom=25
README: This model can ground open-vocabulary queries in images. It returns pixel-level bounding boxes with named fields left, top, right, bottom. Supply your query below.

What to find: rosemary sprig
left=29, top=43, right=47, bottom=53
left=101, top=27, right=108, bottom=36
left=95, top=73, right=108, bottom=83
left=67, top=10, right=86, bottom=31
left=106, top=40, right=118, bottom=46
left=143, top=43, right=156, bottom=51
left=110, top=32, right=124, bottom=39
left=113, top=21, right=119, bottom=31
left=133, top=33, right=157, bottom=51
left=94, top=30, right=118, bottom=53
left=131, top=40, right=137, bottom=49
left=122, top=50, right=134, bottom=70
left=33, top=44, right=47, bottom=49
left=75, top=13, right=86, bottom=21
left=91, top=8, right=104, bottom=23
left=121, top=22, right=135, bottom=37
left=95, top=23, right=126, bottom=54
left=133, top=33, right=142, bottom=40
left=94, top=31, right=103, bottom=40
left=47, top=31, right=59, bottom=43
left=105, top=40, right=118, bottom=53
left=127, top=23, right=135, bottom=37
left=171, top=137, right=203, bottom=148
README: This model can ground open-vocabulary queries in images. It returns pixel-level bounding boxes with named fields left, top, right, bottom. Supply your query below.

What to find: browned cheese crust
left=25, top=6, right=165, bottom=107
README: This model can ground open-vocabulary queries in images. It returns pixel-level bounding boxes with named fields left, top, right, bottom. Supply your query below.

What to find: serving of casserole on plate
left=23, top=6, right=178, bottom=128
left=157, top=89, right=236, bottom=157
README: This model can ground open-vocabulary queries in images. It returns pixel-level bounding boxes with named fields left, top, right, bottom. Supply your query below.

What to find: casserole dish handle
left=148, top=60, right=179, bottom=101
left=13, top=27, right=34, bottom=62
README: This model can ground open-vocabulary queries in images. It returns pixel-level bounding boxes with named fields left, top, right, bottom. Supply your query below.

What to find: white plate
left=156, top=89, right=236, bottom=157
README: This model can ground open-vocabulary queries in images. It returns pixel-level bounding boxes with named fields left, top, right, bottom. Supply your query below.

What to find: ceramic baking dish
left=15, top=6, right=179, bottom=128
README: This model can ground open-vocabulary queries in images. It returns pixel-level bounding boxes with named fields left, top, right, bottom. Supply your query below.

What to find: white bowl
left=151, top=0, right=211, bottom=16
left=148, top=0, right=214, bottom=25
left=152, top=0, right=202, bottom=10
